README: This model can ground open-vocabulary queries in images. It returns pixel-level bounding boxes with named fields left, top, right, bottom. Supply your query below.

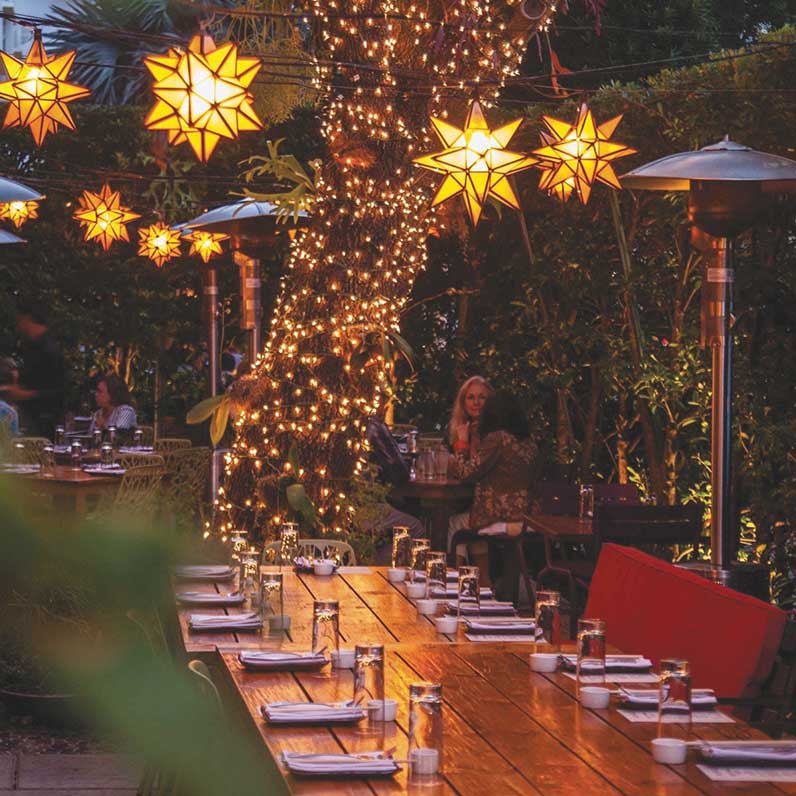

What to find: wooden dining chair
left=154, top=438, right=191, bottom=454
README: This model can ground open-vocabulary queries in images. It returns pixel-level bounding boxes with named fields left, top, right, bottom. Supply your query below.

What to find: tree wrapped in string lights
left=216, top=0, right=561, bottom=540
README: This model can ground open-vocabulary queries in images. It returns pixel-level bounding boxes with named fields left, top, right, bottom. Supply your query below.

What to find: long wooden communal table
left=177, top=568, right=789, bottom=796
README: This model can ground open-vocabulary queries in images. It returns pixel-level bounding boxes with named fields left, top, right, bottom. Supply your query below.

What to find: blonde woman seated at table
left=448, top=375, right=493, bottom=461
left=88, top=373, right=136, bottom=434
left=447, top=392, right=536, bottom=582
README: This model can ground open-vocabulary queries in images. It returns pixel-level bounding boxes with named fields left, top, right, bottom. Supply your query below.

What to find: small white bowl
left=434, top=615, right=458, bottom=634
left=406, top=582, right=426, bottom=599
left=313, top=560, right=335, bottom=576
left=580, top=686, right=611, bottom=709
left=330, top=648, right=355, bottom=668
left=387, top=567, right=407, bottom=583
left=651, top=738, right=688, bottom=765
left=529, top=653, right=559, bottom=673
left=416, top=598, right=438, bottom=615
left=367, top=698, right=397, bottom=722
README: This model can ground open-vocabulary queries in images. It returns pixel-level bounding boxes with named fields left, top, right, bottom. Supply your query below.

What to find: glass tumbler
left=579, top=485, right=595, bottom=520
left=279, top=523, right=300, bottom=568
left=658, top=658, right=692, bottom=732
left=409, top=538, right=431, bottom=583
left=133, top=428, right=144, bottom=448
left=312, top=599, right=340, bottom=655
left=425, top=552, right=447, bottom=598
left=457, top=566, right=480, bottom=617
left=577, top=618, right=607, bottom=690
left=434, top=448, right=449, bottom=480
left=92, top=429, right=103, bottom=449
left=391, top=526, right=412, bottom=569
left=354, top=643, right=385, bottom=708
left=408, top=682, right=443, bottom=782
left=259, top=571, right=285, bottom=628
left=41, top=445, right=56, bottom=477
left=240, top=548, right=260, bottom=601
left=54, top=425, right=65, bottom=446
left=100, top=443, right=113, bottom=469
left=107, top=425, right=118, bottom=447
left=535, top=590, right=561, bottom=651
left=70, top=441, right=83, bottom=470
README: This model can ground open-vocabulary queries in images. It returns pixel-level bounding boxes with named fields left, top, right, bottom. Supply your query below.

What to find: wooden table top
left=524, top=513, right=594, bottom=541
left=4, top=464, right=120, bottom=487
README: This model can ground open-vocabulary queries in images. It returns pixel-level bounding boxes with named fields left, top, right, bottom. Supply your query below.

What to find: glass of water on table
left=576, top=618, right=606, bottom=692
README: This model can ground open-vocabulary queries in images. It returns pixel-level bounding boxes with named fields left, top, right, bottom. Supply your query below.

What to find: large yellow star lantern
left=138, top=222, right=182, bottom=267
left=186, top=230, right=229, bottom=263
left=413, top=100, right=536, bottom=225
left=533, top=103, right=636, bottom=205
left=144, top=34, right=263, bottom=163
left=0, top=200, right=39, bottom=228
left=0, top=33, right=90, bottom=145
left=73, top=183, right=141, bottom=251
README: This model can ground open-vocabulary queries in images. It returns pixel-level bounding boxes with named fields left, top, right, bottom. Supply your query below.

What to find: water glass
left=535, top=590, right=561, bottom=651
left=312, top=599, right=340, bottom=654
left=279, top=523, right=300, bottom=567
left=92, top=429, right=103, bottom=449
left=408, top=682, right=443, bottom=781
left=658, top=658, right=692, bottom=731
left=434, top=447, right=449, bottom=480
left=107, top=425, right=118, bottom=447
left=577, top=618, right=606, bottom=690
left=133, top=428, right=144, bottom=448
left=425, top=552, right=447, bottom=598
left=391, top=526, right=412, bottom=569
left=259, top=571, right=284, bottom=621
left=70, top=440, right=83, bottom=470
left=416, top=451, right=431, bottom=481
left=579, top=484, right=595, bottom=520
left=457, top=566, right=480, bottom=617
left=54, top=425, right=65, bottom=446
left=409, top=538, right=430, bottom=582
left=354, top=644, right=385, bottom=709
left=41, top=445, right=55, bottom=477
left=12, top=441, right=25, bottom=465
left=240, top=548, right=260, bottom=599
left=100, top=443, right=113, bottom=469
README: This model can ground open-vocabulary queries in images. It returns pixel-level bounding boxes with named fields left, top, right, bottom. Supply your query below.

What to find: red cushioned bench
left=584, top=543, right=786, bottom=698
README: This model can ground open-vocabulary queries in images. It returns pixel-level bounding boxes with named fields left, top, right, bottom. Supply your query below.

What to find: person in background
left=5, top=305, right=66, bottom=436
left=447, top=391, right=537, bottom=595
left=448, top=375, right=493, bottom=460
left=88, top=373, right=137, bottom=434
left=0, top=358, right=20, bottom=436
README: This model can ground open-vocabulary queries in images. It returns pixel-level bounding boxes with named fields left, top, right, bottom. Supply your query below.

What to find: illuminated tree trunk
left=218, top=1, right=559, bottom=539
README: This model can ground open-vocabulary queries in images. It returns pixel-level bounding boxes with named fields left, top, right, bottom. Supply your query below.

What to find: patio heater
left=621, top=137, right=796, bottom=569
left=181, top=198, right=309, bottom=383
left=0, top=229, right=26, bottom=244
left=0, top=175, right=43, bottom=204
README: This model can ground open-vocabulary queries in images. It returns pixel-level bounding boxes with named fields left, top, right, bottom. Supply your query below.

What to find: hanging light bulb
left=533, top=103, right=636, bottom=204
left=73, top=183, right=140, bottom=251
left=0, top=31, right=90, bottom=145
left=186, top=230, right=229, bottom=263
left=144, top=33, right=263, bottom=163
left=0, top=200, right=39, bottom=228
left=413, top=99, right=536, bottom=225
left=138, top=222, right=182, bottom=266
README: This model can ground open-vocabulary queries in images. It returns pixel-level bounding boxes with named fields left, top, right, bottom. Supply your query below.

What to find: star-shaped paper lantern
left=0, top=200, right=39, bottom=228
left=0, top=33, right=90, bottom=145
left=186, top=230, right=229, bottom=263
left=413, top=100, right=536, bottom=225
left=138, top=222, right=182, bottom=267
left=144, top=34, right=263, bottom=163
left=73, top=183, right=141, bottom=251
left=533, top=103, right=636, bottom=205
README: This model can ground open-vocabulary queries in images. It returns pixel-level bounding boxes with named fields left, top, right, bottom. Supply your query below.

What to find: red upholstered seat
left=584, top=543, right=786, bottom=699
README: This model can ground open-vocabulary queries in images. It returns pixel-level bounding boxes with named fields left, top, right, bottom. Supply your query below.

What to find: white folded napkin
left=464, top=618, right=536, bottom=634
left=281, top=751, right=400, bottom=776
left=429, top=586, right=494, bottom=599
left=174, top=565, right=235, bottom=581
left=189, top=612, right=262, bottom=631
left=262, top=700, right=365, bottom=724
left=559, top=654, right=653, bottom=672
left=620, top=687, right=717, bottom=708
left=118, top=446, right=154, bottom=453
left=239, top=650, right=328, bottom=671
left=411, top=570, right=458, bottom=582
left=699, top=742, right=796, bottom=765
left=447, top=600, right=517, bottom=616
left=176, top=591, right=245, bottom=606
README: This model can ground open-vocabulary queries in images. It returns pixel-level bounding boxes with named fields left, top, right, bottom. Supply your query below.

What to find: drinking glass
left=416, top=451, right=431, bottom=481
left=100, top=443, right=113, bottom=469
left=391, top=526, right=412, bottom=569
left=577, top=618, right=606, bottom=690
left=41, top=445, right=55, bottom=477
left=278, top=523, right=300, bottom=568
left=425, top=552, right=447, bottom=598
left=240, top=548, right=260, bottom=600
left=457, top=566, right=480, bottom=617
left=434, top=447, right=449, bottom=481
left=92, top=429, right=103, bottom=449
left=69, top=441, right=83, bottom=470
left=312, top=599, right=340, bottom=655
left=11, top=441, right=25, bottom=465
left=658, top=658, right=692, bottom=732
left=107, top=425, right=118, bottom=447
left=534, top=590, right=561, bottom=651
left=54, top=425, right=65, bottom=446
left=409, top=539, right=430, bottom=582
left=133, top=429, right=144, bottom=448
left=579, top=485, right=595, bottom=520
left=354, top=644, right=385, bottom=708
left=259, top=571, right=284, bottom=626
left=408, top=682, right=443, bottom=782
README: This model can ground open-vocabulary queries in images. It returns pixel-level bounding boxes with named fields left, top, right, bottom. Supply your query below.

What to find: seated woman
left=447, top=392, right=536, bottom=592
left=88, top=373, right=137, bottom=436
left=448, top=375, right=493, bottom=460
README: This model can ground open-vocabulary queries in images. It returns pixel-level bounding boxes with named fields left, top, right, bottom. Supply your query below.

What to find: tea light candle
left=410, top=748, right=439, bottom=775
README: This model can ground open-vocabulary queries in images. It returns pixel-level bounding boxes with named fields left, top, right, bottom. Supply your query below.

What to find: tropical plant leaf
left=186, top=395, right=226, bottom=425
left=285, top=483, right=319, bottom=529
left=209, top=398, right=231, bottom=447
